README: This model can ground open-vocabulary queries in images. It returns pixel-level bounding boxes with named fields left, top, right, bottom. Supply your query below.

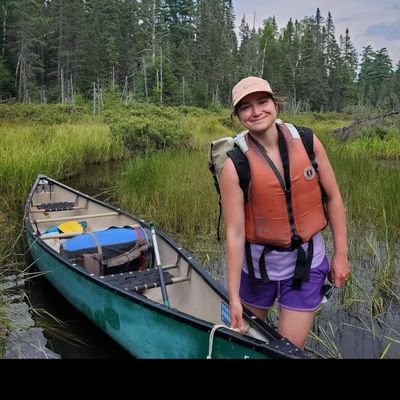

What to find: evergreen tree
left=193, top=0, right=237, bottom=106
left=84, top=0, right=123, bottom=87
left=160, top=0, right=196, bottom=104
left=358, top=46, right=392, bottom=107
left=8, top=0, right=44, bottom=102
left=279, top=18, right=301, bottom=109
left=45, top=0, right=87, bottom=102
left=325, top=12, right=343, bottom=110
left=258, top=16, right=280, bottom=83
left=297, top=17, right=327, bottom=110
left=237, top=16, right=258, bottom=78
left=338, top=28, right=358, bottom=109
left=0, top=57, right=12, bottom=96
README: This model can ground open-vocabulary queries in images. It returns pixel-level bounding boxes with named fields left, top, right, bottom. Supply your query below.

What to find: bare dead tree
left=93, top=82, right=96, bottom=114
left=143, top=55, right=148, bottom=102
left=182, top=76, right=185, bottom=106
left=122, top=75, right=129, bottom=105
left=1, top=3, right=8, bottom=57
left=15, top=42, right=29, bottom=103
left=159, top=45, right=163, bottom=104
left=60, top=67, right=64, bottom=104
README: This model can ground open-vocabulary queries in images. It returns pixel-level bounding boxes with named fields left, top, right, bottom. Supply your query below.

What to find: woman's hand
left=229, top=297, right=245, bottom=330
left=330, top=253, right=350, bottom=288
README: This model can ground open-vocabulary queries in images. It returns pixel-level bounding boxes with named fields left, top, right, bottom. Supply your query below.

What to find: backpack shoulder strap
left=298, top=126, right=318, bottom=172
left=285, top=123, right=317, bottom=172
left=290, top=124, right=327, bottom=201
left=227, top=144, right=251, bottom=202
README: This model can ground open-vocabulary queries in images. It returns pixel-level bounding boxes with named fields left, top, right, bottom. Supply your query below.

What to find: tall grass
left=1, top=104, right=400, bottom=357
left=0, top=122, right=127, bottom=213
left=328, top=151, right=400, bottom=242
left=115, top=149, right=219, bottom=240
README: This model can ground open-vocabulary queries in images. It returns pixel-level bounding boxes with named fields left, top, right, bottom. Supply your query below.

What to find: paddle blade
left=58, top=220, right=84, bottom=234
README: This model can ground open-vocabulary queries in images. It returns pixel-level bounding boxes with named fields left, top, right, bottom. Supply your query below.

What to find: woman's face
left=237, top=92, right=277, bottom=133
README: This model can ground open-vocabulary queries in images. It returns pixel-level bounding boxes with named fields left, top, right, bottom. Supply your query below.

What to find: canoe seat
left=36, top=201, right=76, bottom=212
left=101, top=268, right=174, bottom=293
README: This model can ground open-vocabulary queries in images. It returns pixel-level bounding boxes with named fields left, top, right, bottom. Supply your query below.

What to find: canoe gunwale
left=24, top=174, right=308, bottom=359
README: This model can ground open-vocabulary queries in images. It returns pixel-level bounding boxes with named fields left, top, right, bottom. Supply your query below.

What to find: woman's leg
left=242, top=302, right=268, bottom=321
left=278, top=308, right=315, bottom=350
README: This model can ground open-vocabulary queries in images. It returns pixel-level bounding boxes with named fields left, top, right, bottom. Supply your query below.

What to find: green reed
left=0, top=122, right=127, bottom=213
left=2, top=104, right=400, bottom=358
left=115, top=149, right=219, bottom=241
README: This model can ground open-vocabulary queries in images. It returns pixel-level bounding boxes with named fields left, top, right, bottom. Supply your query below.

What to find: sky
left=232, top=0, right=400, bottom=65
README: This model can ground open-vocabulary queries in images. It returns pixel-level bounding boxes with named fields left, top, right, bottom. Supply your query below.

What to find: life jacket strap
left=245, top=241, right=271, bottom=284
left=245, top=238, right=314, bottom=289
left=292, top=238, right=314, bottom=290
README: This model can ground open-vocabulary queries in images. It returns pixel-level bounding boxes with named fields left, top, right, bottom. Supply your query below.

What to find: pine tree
left=8, top=0, right=44, bottom=102
left=45, top=0, right=87, bottom=102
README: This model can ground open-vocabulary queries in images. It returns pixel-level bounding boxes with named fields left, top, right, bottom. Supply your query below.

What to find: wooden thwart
left=131, top=275, right=190, bottom=292
left=34, top=211, right=119, bottom=224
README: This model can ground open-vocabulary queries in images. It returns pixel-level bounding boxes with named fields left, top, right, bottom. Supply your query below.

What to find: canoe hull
left=24, top=175, right=306, bottom=359
left=27, top=230, right=272, bottom=359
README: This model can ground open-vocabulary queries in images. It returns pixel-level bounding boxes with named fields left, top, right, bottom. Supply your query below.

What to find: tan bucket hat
left=232, top=76, right=274, bottom=107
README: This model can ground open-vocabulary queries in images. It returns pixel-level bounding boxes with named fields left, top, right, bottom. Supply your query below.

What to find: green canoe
left=24, top=174, right=307, bottom=359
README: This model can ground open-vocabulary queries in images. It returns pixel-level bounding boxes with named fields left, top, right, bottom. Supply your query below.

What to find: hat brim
left=233, top=89, right=275, bottom=107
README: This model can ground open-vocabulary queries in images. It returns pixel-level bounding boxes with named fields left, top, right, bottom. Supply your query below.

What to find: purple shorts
left=239, top=256, right=329, bottom=312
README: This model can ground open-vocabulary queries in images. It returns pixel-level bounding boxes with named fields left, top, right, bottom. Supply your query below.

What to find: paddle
left=150, top=223, right=170, bottom=308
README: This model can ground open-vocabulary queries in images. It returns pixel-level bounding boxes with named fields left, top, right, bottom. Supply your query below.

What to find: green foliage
left=102, top=104, right=193, bottom=153
left=0, top=104, right=92, bottom=125
left=110, top=116, right=192, bottom=153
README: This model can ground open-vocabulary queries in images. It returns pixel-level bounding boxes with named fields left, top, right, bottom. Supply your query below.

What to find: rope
left=206, top=324, right=250, bottom=359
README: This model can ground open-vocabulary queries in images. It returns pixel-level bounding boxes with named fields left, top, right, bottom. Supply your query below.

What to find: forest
left=0, top=0, right=399, bottom=112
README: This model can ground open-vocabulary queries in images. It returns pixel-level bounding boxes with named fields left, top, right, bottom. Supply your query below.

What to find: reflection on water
left=27, top=157, right=400, bottom=359
left=66, top=159, right=129, bottom=200
left=26, top=271, right=130, bottom=359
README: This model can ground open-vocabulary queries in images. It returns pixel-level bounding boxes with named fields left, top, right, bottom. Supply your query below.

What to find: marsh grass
left=308, top=322, right=342, bottom=359
left=115, top=149, right=219, bottom=240
left=2, top=104, right=400, bottom=358
left=0, top=122, right=127, bottom=212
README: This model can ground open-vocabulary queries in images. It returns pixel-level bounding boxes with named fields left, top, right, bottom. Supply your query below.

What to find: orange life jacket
left=244, top=124, right=328, bottom=249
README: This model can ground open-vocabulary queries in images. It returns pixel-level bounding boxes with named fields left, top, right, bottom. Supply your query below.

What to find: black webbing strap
left=217, top=197, right=222, bottom=241
left=258, top=245, right=271, bottom=283
left=245, top=241, right=256, bottom=282
left=102, top=268, right=173, bottom=293
left=245, top=241, right=271, bottom=284
left=292, top=238, right=314, bottom=289
left=36, top=201, right=76, bottom=212
left=245, top=238, right=314, bottom=289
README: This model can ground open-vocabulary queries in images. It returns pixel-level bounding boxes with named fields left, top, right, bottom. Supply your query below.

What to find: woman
left=220, top=76, right=349, bottom=350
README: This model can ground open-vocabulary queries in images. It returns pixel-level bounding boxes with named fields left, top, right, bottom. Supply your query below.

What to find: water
left=26, top=270, right=130, bottom=359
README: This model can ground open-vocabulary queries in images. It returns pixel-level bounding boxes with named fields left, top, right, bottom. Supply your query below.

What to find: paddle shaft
left=150, top=223, right=170, bottom=308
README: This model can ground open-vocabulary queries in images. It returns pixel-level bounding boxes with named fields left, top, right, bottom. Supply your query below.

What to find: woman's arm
left=220, top=158, right=247, bottom=329
left=313, top=135, right=350, bottom=287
